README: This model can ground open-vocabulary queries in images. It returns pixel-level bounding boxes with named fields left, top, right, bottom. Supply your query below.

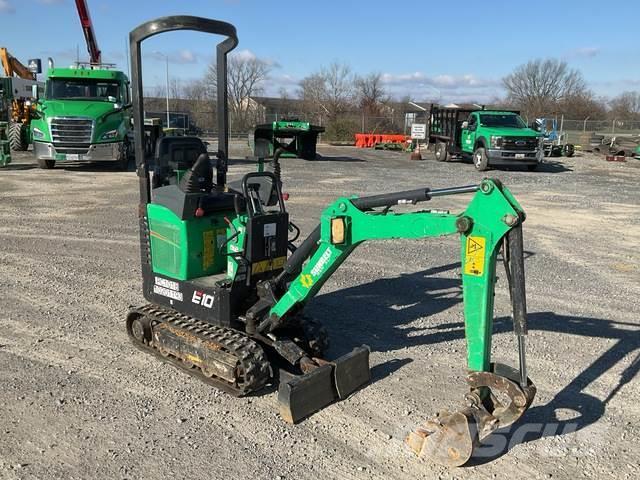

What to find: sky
left=1, top=0, right=638, bottom=103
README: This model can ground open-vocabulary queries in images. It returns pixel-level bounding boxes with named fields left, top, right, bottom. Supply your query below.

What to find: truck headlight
left=33, top=127, right=45, bottom=139
left=490, top=136, right=503, bottom=149
left=101, top=129, right=119, bottom=140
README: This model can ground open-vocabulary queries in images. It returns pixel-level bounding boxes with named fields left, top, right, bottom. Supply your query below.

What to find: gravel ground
left=0, top=145, right=639, bottom=480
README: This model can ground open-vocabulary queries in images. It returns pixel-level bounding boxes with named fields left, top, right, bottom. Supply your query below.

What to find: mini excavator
left=126, top=16, right=536, bottom=467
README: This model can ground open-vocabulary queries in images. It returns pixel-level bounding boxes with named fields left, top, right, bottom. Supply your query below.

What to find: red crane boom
left=74, top=0, right=102, bottom=65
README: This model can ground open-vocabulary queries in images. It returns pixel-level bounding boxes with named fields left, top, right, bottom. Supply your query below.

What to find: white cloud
left=380, top=71, right=501, bottom=102
left=231, top=49, right=281, bottom=68
left=146, top=49, right=199, bottom=65
left=564, top=47, right=601, bottom=59
left=0, top=0, right=15, bottom=14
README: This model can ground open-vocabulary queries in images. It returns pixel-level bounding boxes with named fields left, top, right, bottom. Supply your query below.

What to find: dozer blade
left=334, top=345, right=371, bottom=399
left=278, top=345, right=370, bottom=424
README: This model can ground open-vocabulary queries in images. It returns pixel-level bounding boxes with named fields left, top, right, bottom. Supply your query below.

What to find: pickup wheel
left=37, top=158, right=55, bottom=169
left=434, top=142, right=448, bottom=162
left=473, top=146, right=489, bottom=171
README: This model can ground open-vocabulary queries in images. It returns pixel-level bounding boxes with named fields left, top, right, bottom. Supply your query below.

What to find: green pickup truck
left=428, top=106, right=542, bottom=171
left=30, top=65, right=132, bottom=169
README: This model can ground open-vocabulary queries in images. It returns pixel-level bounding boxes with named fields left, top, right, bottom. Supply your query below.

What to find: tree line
left=148, top=55, right=640, bottom=133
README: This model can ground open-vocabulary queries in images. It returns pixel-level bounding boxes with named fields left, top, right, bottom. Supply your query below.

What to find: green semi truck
left=429, top=105, right=542, bottom=171
left=30, top=64, right=132, bottom=169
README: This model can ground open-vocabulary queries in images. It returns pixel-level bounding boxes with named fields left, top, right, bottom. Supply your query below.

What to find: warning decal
left=464, top=236, right=486, bottom=276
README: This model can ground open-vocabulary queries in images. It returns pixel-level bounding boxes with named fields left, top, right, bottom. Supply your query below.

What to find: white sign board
left=411, top=123, right=427, bottom=140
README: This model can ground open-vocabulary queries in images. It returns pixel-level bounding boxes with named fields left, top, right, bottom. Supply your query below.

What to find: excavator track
left=126, top=304, right=272, bottom=396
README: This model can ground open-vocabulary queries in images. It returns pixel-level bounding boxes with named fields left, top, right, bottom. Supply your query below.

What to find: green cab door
left=460, top=113, right=477, bottom=154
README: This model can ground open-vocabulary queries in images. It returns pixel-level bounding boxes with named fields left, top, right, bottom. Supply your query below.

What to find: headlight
left=33, top=127, right=45, bottom=139
left=101, top=129, right=119, bottom=140
left=490, top=135, right=503, bottom=148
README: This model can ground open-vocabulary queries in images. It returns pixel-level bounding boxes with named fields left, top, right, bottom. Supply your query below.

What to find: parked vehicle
left=30, top=65, right=132, bottom=169
left=0, top=48, right=44, bottom=151
left=428, top=105, right=542, bottom=171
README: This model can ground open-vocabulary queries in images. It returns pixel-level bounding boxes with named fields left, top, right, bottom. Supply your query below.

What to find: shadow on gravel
left=314, top=154, right=366, bottom=163
left=0, top=163, right=40, bottom=170
left=312, top=265, right=638, bottom=461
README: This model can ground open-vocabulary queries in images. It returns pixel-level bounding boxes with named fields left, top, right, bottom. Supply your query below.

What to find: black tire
left=433, top=142, right=449, bottom=162
left=527, top=163, right=539, bottom=171
left=8, top=122, right=28, bottom=151
left=115, top=138, right=131, bottom=171
left=434, top=142, right=448, bottom=162
left=37, top=158, right=55, bottom=169
left=564, top=144, right=575, bottom=157
left=473, top=146, right=489, bottom=171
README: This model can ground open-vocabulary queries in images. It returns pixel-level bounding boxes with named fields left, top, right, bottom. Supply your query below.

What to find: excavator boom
left=262, top=178, right=536, bottom=466
left=0, top=48, right=35, bottom=80
left=75, top=0, right=102, bottom=64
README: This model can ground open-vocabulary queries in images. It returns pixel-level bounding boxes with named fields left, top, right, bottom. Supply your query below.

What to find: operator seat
left=151, top=137, right=236, bottom=219
left=152, top=136, right=208, bottom=188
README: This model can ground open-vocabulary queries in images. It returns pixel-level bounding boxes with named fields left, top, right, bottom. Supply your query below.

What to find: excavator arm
left=266, top=178, right=536, bottom=466
left=0, top=48, right=35, bottom=80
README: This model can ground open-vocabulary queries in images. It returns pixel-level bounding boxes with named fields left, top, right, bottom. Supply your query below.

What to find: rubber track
left=128, top=304, right=272, bottom=396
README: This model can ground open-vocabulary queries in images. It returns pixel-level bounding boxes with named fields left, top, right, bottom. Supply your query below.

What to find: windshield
left=479, top=114, right=526, bottom=128
left=46, top=78, right=121, bottom=102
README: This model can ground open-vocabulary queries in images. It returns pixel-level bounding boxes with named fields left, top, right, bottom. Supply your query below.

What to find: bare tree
left=502, top=58, right=587, bottom=117
left=206, top=53, right=271, bottom=131
left=354, top=72, right=386, bottom=115
left=609, top=91, right=640, bottom=120
left=299, top=62, right=354, bottom=121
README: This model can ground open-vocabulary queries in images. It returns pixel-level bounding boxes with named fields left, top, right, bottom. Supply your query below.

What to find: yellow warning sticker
left=202, top=230, right=215, bottom=269
left=251, top=256, right=287, bottom=275
left=464, top=236, right=486, bottom=276
left=300, top=274, right=313, bottom=288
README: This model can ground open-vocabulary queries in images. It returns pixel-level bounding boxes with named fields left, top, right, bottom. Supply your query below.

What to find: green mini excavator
left=126, top=16, right=536, bottom=467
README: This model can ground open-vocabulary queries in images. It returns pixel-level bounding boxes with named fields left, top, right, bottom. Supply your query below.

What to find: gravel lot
left=1, top=145, right=639, bottom=480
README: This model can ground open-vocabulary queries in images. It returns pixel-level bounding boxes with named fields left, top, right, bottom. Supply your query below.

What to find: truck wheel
left=434, top=142, right=448, bottom=162
left=8, top=122, right=28, bottom=151
left=473, top=146, right=489, bottom=171
left=115, top=139, right=131, bottom=171
left=527, top=163, right=539, bottom=171
left=564, top=144, right=575, bottom=157
left=37, top=158, right=55, bottom=169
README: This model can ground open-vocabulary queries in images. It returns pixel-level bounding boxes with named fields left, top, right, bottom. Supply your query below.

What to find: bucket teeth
left=278, top=345, right=370, bottom=424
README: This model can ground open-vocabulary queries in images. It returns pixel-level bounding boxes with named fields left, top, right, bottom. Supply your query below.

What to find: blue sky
left=1, top=0, right=638, bottom=103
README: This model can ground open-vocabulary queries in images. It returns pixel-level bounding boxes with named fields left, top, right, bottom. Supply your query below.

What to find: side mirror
left=31, top=84, right=39, bottom=101
left=461, top=121, right=468, bottom=129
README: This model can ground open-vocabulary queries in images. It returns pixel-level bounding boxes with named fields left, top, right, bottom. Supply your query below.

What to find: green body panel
left=0, top=121, right=11, bottom=167
left=147, top=204, right=229, bottom=281
left=460, top=111, right=539, bottom=154
left=270, top=179, right=524, bottom=373
left=30, top=67, right=131, bottom=148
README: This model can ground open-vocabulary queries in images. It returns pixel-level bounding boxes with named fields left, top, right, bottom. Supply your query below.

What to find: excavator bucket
left=278, top=346, right=370, bottom=423
left=406, top=363, right=536, bottom=467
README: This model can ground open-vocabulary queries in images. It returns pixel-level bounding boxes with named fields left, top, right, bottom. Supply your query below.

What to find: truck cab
left=30, top=65, right=132, bottom=169
left=460, top=111, right=540, bottom=170
left=429, top=106, right=542, bottom=171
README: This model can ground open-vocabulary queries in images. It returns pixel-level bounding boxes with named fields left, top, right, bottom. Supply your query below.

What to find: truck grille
left=50, top=117, right=93, bottom=154
left=502, top=137, right=538, bottom=151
